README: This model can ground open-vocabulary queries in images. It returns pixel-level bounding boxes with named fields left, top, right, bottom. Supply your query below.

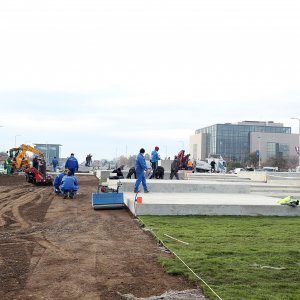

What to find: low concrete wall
left=119, top=179, right=250, bottom=193
left=238, top=171, right=300, bottom=183
left=132, top=203, right=300, bottom=216
left=238, top=171, right=268, bottom=182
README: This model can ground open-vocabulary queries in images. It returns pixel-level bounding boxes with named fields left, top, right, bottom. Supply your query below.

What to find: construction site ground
left=0, top=174, right=204, bottom=300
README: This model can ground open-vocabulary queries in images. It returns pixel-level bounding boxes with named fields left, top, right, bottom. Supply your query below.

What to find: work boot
left=144, top=190, right=150, bottom=193
left=69, top=192, right=74, bottom=199
left=63, top=192, right=68, bottom=199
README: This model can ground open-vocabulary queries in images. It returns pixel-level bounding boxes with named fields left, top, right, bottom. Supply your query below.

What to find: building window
left=267, top=143, right=276, bottom=159
left=267, top=142, right=289, bottom=159
left=279, top=144, right=289, bottom=158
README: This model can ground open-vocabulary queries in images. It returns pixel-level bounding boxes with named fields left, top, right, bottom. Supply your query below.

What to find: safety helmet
left=155, top=146, right=159, bottom=151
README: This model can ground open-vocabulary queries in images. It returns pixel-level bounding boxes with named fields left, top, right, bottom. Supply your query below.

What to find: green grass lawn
left=139, top=216, right=300, bottom=300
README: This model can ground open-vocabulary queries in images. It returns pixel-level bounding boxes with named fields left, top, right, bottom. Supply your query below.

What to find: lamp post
left=258, top=136, right=261, bottom=169
left=291, top=117, right=300, bottom=168
left=15, top=134, right=21, bottom=147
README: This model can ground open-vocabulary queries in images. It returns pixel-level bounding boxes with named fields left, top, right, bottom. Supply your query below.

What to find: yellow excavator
left=9, top=144, right=45, bottom=172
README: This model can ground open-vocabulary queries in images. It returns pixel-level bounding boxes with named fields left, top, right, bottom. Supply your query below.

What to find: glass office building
left=192, top=121, right=293, bottom=162
left=33, top=143, right=62, bottom=164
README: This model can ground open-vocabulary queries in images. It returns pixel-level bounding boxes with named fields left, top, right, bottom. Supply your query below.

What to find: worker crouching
left=53, top=169, right=68, bottom=194
left=59, top=170, right=79, bottom=199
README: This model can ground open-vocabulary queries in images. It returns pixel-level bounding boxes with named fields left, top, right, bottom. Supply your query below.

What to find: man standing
left=65, top=153, right=79, bottom=176
left=210, top=160, right=216, bottom=173
left=170, top=155, right=180, bottom=180
left=52, top=156, right=59, bottom=172
left=149, top=146, right=160, bottom=179
left=32, top=156, right=39, bottom=169
left=4, top=157, right=11, bottom=175
left=134, top=148, right=149, bottom=193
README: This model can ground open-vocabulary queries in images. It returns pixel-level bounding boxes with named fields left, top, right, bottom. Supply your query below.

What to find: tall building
left=189, top=121, right=299, bottom=163
left=33, top=143, right=62, bottom=163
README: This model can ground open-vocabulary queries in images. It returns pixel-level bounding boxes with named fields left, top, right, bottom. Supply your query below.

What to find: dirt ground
left=0, top=174, right=205, bottom=300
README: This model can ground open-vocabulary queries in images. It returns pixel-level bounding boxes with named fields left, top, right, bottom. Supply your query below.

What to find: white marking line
left=164, top=234, right=189, bottom=245
left=172, top=249, right=223, bottom=300
left=141, top=222, right=223, bottom=300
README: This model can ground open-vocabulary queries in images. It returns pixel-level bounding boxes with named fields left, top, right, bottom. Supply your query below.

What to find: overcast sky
left=1, top=0, right=300, bottom=162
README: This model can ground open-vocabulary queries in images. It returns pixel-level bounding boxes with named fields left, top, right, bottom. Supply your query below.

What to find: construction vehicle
left=195, top=154, right=227, bottom=173
left=9, top=144, right=45, bottom=172
left=24, top=167, right=53, bottom=185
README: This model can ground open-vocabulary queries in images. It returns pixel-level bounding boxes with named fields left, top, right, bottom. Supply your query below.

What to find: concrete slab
left=118, top=179, right=250, bottom=193
left=124, top=193, right=300, bottom=216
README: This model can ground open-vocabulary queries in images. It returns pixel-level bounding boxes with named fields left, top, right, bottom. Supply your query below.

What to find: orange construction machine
left=9, top=144, right=45, bottom=173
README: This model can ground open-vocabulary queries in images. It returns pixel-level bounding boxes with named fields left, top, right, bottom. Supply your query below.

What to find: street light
left=291, top=117, right=300, bottom=168
left=15, top=134, right=21, bottom=147
left=258, top=136, right=261, bottom=169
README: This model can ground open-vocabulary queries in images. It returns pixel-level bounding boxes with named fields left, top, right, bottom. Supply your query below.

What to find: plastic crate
left=91, top=192, right=124, bottom=209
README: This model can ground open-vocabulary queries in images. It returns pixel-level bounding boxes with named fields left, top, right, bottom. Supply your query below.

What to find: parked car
left=232, top=168, right=245, bottom=174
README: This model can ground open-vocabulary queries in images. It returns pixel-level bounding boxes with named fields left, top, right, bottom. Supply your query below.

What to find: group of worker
left=134, top=146, right=194, bottom=193
left=53, top=153, right=80, bottom=199
left=133, top=145, right=207, bottom=193
left=53, top=168, right=79, bottom=199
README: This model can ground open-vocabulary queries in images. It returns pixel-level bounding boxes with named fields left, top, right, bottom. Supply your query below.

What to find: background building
left=189, top=121, right=299, bottom=164
left=33, top=143, right=62, bottom=164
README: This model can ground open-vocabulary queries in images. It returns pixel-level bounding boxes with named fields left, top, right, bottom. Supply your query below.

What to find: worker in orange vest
left=187, top=159, right=193, bottom=170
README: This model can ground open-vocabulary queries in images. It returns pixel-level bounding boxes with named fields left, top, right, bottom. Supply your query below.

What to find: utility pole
left=258, top=136, right=261, bottom=169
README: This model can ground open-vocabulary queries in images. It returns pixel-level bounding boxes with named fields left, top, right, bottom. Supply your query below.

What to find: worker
left=170, top=155, right=180, bottom=180
left=4, top=157, right=11, bottom=175
left=210, top=160, right=216, bottom=173
left=52, top=156, right=59, bottom=172
left=126, top=166, right=136, bottom=179
left=177, top=150, right=185, bottom=169
left=149, top=146, right=160, bottom=179
left=187, top=159, right=193, bottom=170
left=38, top=159, right=46, bottom=179
left=32, top=156, right=39, bottom=169
left=134, top=148, right=149, bottom=193
left=110, top=167, right=124, bottom=179
left=59, top=170, right=79, bottom=199
left=154, top=166, right=164, bottom=179
left=53, top=169, right=68, bottom=194
left=65, top=153, right=79, bottom=176
left=85, top=154, right=92, bottom=167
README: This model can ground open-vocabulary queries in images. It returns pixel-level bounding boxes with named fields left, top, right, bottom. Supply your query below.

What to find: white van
left=262, top=166, right=278, bottom=172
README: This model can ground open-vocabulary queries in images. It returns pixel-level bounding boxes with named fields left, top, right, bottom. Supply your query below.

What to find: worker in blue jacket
left=149, top=146, right=160, bottom=179
left=59, top=170, right=79, bottom=199
left=53, top=169, right=68, bottom=194
left=64, top=153, right=79, bottom=176
left=134, top=148, right=149, bottom=193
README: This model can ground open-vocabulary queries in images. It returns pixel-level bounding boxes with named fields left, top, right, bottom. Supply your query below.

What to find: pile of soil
left=0, top=174, right=205, bottom=299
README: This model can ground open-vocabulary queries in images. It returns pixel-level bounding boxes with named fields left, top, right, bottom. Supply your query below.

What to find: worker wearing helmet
left=149, top=146, right=160, bottom=179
